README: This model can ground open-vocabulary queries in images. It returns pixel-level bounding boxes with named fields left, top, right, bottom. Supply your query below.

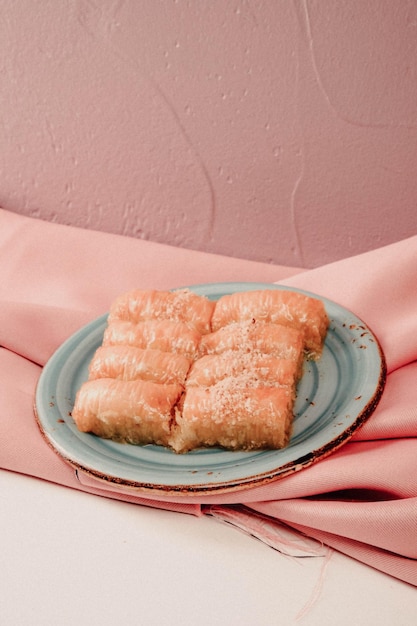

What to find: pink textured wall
left=1, top=1, right=416, bottom=268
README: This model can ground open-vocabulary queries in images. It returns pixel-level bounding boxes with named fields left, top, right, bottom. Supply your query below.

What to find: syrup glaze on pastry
left=72, top=288, right=329, bottom=453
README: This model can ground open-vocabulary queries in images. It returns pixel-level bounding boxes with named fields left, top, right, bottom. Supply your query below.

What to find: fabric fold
left=267, top=521, right=417, bottom=587
left=249, top=495, right=417, bottom=559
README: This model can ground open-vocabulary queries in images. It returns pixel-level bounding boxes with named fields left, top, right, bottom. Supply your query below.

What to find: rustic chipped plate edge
left=34, top=282, right=387, bottom=496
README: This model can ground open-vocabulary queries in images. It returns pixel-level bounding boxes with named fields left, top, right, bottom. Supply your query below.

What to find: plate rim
left=34, top=281, right=387, bottom=496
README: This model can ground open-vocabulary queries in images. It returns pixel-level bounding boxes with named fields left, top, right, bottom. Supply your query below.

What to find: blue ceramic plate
left=34, top=282, right=386, bottom=496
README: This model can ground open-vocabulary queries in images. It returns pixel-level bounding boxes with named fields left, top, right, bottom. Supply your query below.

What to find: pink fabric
left=1, top=208, right=416, bottom=586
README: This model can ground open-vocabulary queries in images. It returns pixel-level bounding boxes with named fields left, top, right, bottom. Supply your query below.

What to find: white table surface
left=1, top=470, right=416, bottom=626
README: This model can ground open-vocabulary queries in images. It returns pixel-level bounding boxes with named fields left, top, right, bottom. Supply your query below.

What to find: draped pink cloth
left=1, top=208, right=416, bottom=586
